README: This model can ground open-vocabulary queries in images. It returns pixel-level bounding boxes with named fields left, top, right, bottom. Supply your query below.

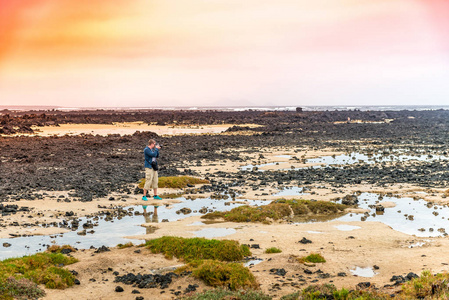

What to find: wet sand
left=27, top=123, right=261, bottom=137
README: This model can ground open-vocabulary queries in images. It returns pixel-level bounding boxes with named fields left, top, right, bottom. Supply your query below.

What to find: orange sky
left=1, top=0, right=449, bottom=107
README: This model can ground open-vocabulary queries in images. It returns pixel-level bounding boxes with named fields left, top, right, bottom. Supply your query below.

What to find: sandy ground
left=25, top=122, right=261, bottom=137
left=43, top=215, right=449, bottom=299
left=3, top=142, right=449, bottom=299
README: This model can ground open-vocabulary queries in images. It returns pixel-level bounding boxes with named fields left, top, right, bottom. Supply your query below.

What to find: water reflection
left=143, top=205, right=159, bottom=234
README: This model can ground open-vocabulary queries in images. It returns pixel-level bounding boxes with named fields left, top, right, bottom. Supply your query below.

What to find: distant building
left=296, top=107, right=303, bottom=112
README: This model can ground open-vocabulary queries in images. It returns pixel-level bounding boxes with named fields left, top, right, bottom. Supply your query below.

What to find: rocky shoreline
left=2, top=109, right=449, bottom=299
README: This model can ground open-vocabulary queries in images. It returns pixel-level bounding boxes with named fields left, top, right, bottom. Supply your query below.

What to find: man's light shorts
left=144, top=168, right=158, bottom=190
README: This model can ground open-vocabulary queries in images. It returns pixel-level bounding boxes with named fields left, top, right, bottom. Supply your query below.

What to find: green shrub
left=301, top=284, right=337, bottom=299
left=280, top=292, right=300, bottom=300
left=117, top=242, right=134, bottom=249
left=265, top=247, right=282, bottom=254
left=182, top=288, right=271, bottom=300
left=30, top=267, right=75, bottom=289
left=202, top=203, right=291, bottom=223
left=202, top=200, right=347, bottom=224
left=139, top=176, right=209, bottom=189
left=145, top=236, right=251, bottom=262
left=400, top=270, right=449, bottom=299
left=281, top=285, right=388, bottom=300
left=0, top=253, right=78, bottom=290
left=0, top=277, right=46, bottom=300
left=190, top=260, right=259, bottom=291
left=333, top=288, right=350, bottom=300
left=300, top=253, right=326, bottom=263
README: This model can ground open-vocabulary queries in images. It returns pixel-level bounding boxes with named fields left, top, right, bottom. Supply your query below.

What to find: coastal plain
left=2, top=109, right=449, bottom=299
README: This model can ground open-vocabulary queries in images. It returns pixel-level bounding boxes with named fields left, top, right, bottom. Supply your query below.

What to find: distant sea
left=1, top=105, right=449, bottom=112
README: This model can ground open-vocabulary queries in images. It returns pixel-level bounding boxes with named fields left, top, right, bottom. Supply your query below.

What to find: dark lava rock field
left=1, top=109, right=449, bottom=202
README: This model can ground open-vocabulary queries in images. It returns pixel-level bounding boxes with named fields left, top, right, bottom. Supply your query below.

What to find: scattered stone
left=356, top=282, right=371, bottom=290
left=115, top=286, right=124, bottom=292
left=176, top=207, right=192, bottom=215
left=342, top=194, right=358, bottom=206
left=61, top=248, right=73, bottom=254
left=270, top=268, right=287, bottom=276
left=406, top=272, right=419, bottom=280
left=114, top=271, right=190, bottom=290
left=299, top=237, right=312, bottom=244
left=375, top=205, right=385, bottom=212
left=185, top=284, right=199, bottom=293
left=95, top=245, right=111, bottom=253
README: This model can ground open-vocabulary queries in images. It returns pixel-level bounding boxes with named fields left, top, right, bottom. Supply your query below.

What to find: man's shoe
left=142, top=196, right=148, bottom=201
left=153, top=195, right=162, bottom=200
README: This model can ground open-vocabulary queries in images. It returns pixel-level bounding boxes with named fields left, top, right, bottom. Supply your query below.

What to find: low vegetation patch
left=183, top=284, right=391, bottom=300
left=117, top=242, right=134, bottom=249
left=0, top=253, right=78, bottom=291
left=400, top=270, right=449, bottom=299
left=0, top=277, right=46, bottom=300
left=145, top=236, right=251, bottom=262
left=281, top=284, right=388, bottom=300
left=202, top=199, right=347, bottom=224
left=139, top=176, right=209, bottom=189
left=184, top=272, right=449, bottom=300
left=265, top=247, right=282, bottom=254
left=182, top=288, right=270, bottom=300
left=182, top=260, right=259, bottom=291
left=299, top=253, right=326, bottom=264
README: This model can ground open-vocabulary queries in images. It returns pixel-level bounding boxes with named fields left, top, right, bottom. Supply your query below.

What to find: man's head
left=148, top=139, right=156, bottom=149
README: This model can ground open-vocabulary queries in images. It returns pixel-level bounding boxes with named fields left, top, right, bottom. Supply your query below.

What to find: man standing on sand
left=143, top=139, right=162, bottom=201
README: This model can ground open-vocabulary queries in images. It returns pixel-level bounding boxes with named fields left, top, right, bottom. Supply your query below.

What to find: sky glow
left=0, top=0, right=448, bottom=107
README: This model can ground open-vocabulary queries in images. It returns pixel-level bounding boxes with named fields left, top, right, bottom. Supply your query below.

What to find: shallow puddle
left=305, top=152, right=448, bottom=168
left=244, top=258, right=264, bottom=267
left=0, top=198, right=267, bottom=260
left=337, top=193, right=449, bottom=237
left=241, top=162, right=276, bottom=172
left=408, top=241, right=429, bottom=248
left=350, top=267, right=376, bottom=277
left=272, top=187, right=307, bottom=196
left=241, top=151, right=449, bottom=171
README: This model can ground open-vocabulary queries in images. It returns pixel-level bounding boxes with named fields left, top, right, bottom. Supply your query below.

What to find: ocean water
left=1, top=105, right=449, bottom=112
